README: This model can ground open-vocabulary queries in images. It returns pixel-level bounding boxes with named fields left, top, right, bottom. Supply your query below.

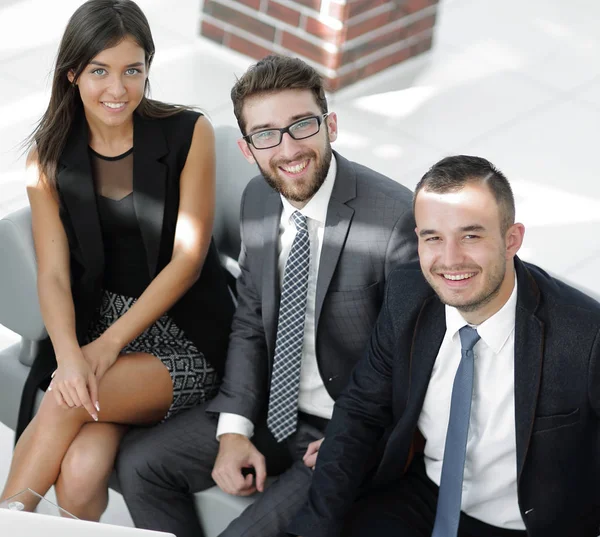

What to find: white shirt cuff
left=216, top=413, right=255, bottom=440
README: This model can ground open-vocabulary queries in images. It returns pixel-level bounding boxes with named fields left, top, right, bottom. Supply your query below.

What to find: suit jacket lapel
left=378, top=295, right=445, bottom=478
left=262, top=190, right=282, bottom=359
left=132, top=113, right=168, bottom=278
left=57, top=109, right=104, bottom=277
left=315, top=152, right=356, bottom=329
left=410, top=296, right=446, bottom=409
left=513, top=258, right=544, bottom=480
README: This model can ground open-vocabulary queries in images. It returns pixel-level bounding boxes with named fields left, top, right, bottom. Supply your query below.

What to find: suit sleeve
left=207, top=189, right=268, bottom=424
left=588, top=327, right=600, bottom=417
left=384, top=207, right=418, bottom=278
left=288, top=274, right=401, bottom=537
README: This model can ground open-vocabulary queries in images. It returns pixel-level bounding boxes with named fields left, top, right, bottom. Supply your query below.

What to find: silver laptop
left=0, top=509, right=175, bottom=537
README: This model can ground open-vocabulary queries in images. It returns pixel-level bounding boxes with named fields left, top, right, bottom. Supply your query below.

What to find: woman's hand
left=48, top=352, right=99, bottom=421
left=81, top=335, right=121, bottom=383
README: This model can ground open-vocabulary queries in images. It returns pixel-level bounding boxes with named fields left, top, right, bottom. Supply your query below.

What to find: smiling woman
left=0, top=0, right=234, bottom=524
left=68, top=37, right=147, bottom=146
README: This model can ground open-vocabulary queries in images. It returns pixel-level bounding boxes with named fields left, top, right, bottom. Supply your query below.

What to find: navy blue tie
left=432, top=325, right=481, bottom=537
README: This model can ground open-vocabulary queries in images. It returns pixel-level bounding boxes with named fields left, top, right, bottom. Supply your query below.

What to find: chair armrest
left=213, top=125, right=258, bottom=263
left=0, top=207, right=47, bottom=343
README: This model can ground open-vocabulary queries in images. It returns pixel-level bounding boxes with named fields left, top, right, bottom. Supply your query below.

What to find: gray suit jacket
left=207, top=151, right=418, bottom=423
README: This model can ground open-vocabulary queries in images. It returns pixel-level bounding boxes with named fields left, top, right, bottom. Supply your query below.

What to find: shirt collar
left=280, top=154, right=337, bottom=225
left=444, top=276, right=518, bottom=354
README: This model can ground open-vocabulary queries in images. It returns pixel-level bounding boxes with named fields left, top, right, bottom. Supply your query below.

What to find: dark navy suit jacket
left=290, top=258, right=600, bottom=537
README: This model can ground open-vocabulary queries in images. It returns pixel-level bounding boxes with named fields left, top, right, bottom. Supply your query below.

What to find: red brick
left=231, top=0, right=261, bottom=10
left=281, top=32, right=341, bottom=69
left=409, top=34, right=434, bottom=56
left=266, top=1, right=302, bottom=27
left=346, top=5, right=406, bottom=41
left=332, top=46, right=412, bottom=91
left=326, top=70, right=360, bottom=91
left=405, top=13, right=437, bottom=38
left=328, top=2, right=348, bottom=22
left=289, top=0, right=321, bottom=10
left=204, top=0, right=276, bottom=41
left=227, top=32, right=275, bottom=60
left=362, top=46, right=411, bottom=78
left=341, top=26, right=407, bottom=65
left=200, top=19, right=226, bottom=44
left=347, top=0, right=389, bottom=19
left=403, top=0, right=439, bottom=13
left=304, top=16, right=344, bottom=44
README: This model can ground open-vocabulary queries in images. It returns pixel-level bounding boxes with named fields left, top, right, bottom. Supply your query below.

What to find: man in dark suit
left=117, top=55, right=418, bottom=537
left=290, top=155, right=600, bottom=537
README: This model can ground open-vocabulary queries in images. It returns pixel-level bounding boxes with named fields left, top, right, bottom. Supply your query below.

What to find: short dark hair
left=231, top=54, right=328, bottom=135
left=414, top=155, right=515, bottom=234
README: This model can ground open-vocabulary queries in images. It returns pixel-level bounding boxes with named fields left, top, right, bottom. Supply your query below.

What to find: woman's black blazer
left=16, top=107, right=234, bottom=439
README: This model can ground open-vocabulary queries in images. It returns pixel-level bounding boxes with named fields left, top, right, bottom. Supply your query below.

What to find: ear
left=505, top=223, right=525, bottom=259
left=237, top=138, right=256, bottom=164
left=67, top=70, right=76, bottom=84
left=325, top=112, right=338, bottom=143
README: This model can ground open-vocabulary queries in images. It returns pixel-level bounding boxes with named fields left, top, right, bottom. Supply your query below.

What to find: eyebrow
left=248, top=112, right=319, bottom=133
left=419, top=224, right=486, bottom=237
left=89, top=61, right=145, bottom=68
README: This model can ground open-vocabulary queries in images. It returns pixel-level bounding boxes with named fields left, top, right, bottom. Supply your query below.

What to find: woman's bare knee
left=58, top=448, right=110, bottom=507
left=56, top=423, right=126, bottom=510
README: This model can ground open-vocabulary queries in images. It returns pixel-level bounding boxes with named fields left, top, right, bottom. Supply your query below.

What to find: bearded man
left=117, top=54, right=418, bottom=537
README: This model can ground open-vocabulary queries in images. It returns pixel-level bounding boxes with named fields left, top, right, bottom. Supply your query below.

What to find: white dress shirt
left=217, top=156, right=338, bottom=439
left=418, top=279, right=525, bottom=530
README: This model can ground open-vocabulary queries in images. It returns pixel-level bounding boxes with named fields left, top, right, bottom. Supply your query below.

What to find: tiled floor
left=1, top=0, right=599, bottom=527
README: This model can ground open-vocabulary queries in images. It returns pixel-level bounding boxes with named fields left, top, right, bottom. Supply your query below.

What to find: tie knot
left=459, top=325, right=480, bottom=352
left=291, top=211, right=308, bottom=232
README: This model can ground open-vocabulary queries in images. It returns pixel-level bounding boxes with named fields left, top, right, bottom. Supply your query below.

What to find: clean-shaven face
left=69, top=36, right=147, bottom=129
left=415, top=182, right=523, bottom=321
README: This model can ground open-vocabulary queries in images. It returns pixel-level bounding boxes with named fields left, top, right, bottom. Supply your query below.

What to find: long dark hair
left=27, top=0, right=184, bottom=190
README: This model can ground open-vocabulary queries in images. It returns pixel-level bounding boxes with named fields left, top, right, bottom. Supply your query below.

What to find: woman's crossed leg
left=1, top=352, right=173, bottom=519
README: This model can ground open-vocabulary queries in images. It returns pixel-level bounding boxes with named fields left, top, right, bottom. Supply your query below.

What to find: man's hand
left=212, top=433, right=267, bottom=496
left=302, top=438, right=324, bottom=470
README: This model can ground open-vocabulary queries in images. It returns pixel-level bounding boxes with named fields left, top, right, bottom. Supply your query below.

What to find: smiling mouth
left=279, top=159, right=309, bottom=175
left=441, top=272, right=477, bottom=281
left=102, top=102, right=126, bottom=110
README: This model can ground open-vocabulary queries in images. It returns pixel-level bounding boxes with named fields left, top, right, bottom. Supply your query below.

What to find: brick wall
left=200, top=0, right=439, bottom=91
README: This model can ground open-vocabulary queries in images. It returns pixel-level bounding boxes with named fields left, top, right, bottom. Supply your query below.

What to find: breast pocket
left=532, top=408, right=580, bottom=434
left=324, top=281, right=382, bottom=348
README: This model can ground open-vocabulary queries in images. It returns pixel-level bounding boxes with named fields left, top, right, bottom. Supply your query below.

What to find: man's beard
left=257, top=139, right=333, bottom=203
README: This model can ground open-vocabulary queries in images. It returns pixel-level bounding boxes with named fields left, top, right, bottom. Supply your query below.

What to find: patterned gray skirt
left=86, top=289, right=220, bottom=420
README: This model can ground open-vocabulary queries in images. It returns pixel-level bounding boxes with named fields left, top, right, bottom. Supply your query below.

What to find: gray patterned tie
left=267, top=211, right=310, bottom=442
left=432, top=325, right=481, bottom=537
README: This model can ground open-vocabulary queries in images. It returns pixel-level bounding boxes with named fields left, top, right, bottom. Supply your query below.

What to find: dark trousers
left=116, top=403, right=327, bottom=537
left=342, top=455, right=528, bottom=537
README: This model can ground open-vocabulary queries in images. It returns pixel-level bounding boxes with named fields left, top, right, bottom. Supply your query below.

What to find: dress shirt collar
left=280, top=154, right=337, bottom=225
left=445, top=275, right=518, bottom=354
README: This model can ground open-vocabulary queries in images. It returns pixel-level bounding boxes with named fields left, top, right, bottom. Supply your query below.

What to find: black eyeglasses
left=244, top=113, right=330, bottom=150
